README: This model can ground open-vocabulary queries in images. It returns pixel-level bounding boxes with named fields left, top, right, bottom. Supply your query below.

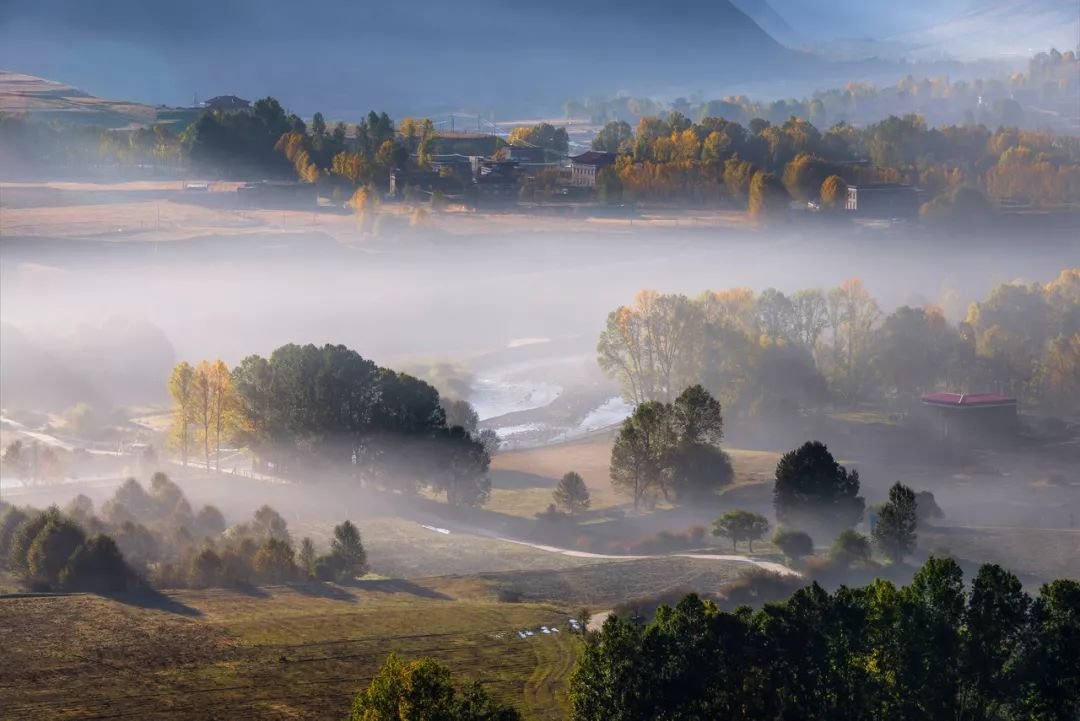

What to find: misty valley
left=1, top=5, right=1079, bottom=719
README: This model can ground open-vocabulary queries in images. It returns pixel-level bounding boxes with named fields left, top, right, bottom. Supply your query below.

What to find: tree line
left=168, top=343, right=494, bottom=507
left=568, top=50, right=1079, bottom=132
left=570, top=559, right=1080, bottom=721
left=588, top=109, right=1079, bottom=216
left=344, top=555, right=1079, bottom=721
left=598, top=270, right=1080, bottom=417
left=0, top=472, right=370, bottom=592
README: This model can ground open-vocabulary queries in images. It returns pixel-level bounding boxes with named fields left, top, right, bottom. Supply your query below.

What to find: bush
left=0, top=506, right=29, bottom=566
left=350, top=654, right=521, bottom=721
left=252, top=537, right=297, bottom=584
left=253, top=505, right=291, bottom=542
left=194, top=505, right=227, bottom=537
left=188, top=548, right=223, bottom=588
left=314, top=553, right=346, bottom=582
left=329, top=520, right=367, bottom=580
left=830, top=529, right=872, bottom=566
left=60, top=535, right=132, bottom=593
left=7, top=507, right=56, bottom=573
left=26, top=515, right=86, bottom=586
left=622, top=527, right=705, bottom=554
left=718, top=567, right=803, bottom=608
left=113, top=521, right=160, bottom=570
left=773, top=530, right=814, bottom=562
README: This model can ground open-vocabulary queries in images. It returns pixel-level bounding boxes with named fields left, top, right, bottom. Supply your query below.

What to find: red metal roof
left=921, top=392, right=1017, bottom=407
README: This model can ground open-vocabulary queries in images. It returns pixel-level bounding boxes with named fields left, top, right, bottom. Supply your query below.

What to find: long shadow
left=104, top=589, right=203, bottom=617
left=229, top=582, right=271, bottom=598
left=290, top=582, right=357, bottom=602
left=489, top=469, right=555, bottom=490
left=349, top=578, right=451, bottom=600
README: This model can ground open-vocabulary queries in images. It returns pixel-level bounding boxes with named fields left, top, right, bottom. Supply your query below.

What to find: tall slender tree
left=167, top=362, right=196, bottom=467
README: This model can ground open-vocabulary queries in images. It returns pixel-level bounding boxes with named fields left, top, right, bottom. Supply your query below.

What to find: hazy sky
left=2, top=0, right=1068, bottom=115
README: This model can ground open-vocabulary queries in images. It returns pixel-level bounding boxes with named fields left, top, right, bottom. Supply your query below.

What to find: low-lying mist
left=3, top=225, right=1076, bottom=414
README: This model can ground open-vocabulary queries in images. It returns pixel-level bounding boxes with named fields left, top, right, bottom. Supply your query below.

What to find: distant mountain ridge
left=896, top=0, right=1080, bottom=59
left=0, top=0, right=805, bottom=116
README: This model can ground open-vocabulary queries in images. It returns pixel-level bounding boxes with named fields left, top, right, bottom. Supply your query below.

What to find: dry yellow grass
left=0, top=586, right=577, bottom=720
left=0, top=180, right=752, bottom=243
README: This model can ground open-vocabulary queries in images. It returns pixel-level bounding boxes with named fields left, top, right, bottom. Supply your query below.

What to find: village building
left=845, top=182, right=920, bottom=219
left=473, top=159, right=521, bottom=206
left=919, top=392, right=1018, bottom=443
left=202, top=95, right=251, bottom=112
left=569, top=151, right=616, bottom=188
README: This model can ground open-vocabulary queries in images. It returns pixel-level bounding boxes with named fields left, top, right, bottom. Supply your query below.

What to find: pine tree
left=553, top=472, right=591, bottom=515
left=873, top=482, right=918, bottom=562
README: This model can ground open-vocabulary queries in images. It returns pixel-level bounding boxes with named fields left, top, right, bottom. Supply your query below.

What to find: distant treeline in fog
left=569, top=50, right=1080, bottom=131
left=598, top=270, right=1080, bottom=416
left=0, top=472, right=369, bottom=592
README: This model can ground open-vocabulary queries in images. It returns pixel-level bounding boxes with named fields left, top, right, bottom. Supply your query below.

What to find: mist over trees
left=598, top=270, right=1080, bottom=417
left=773, top=441, right=865, bottom=535
left=169, top=343, right=492, bottom=507
left=610, top=385, right=734, bottom=509
left=570, top=559, right=1080, bottom=721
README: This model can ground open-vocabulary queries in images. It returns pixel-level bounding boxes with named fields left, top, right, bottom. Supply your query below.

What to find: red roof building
left=920, top=392, right=1018, bottom=442
left=921, top=393, right=1018, bottom=408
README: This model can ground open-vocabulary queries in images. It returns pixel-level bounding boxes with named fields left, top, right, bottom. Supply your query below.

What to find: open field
left=0, top=181, right=753, bottom=243
left=489, top=434, right=781, bottom=517
left=324, top=517, right=598, bottom=577
left=425, top=557, right=750, bottom=607
left=0, top=585, right=578, bottom=721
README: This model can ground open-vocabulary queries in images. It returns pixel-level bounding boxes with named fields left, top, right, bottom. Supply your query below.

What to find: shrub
left=253, top=505, right=290, bottom=542
left=7, top=507, right=56, bottom=573
left=350, top=654, right=521, bottom=721
left=718, top=567, right=802, bottom=608
left=314, top=553, right=346, bottom=582
left=330, top=520, right=367, bottom=580
left=60, top=535, right=132, bottom=592
left=298, top=537, right=317, bottom=579
left=773, top=530, right=814, bottom=562
left=26, top=515, right=86, bottom=586
left=194, top=505, right=227, bottom=537
left=0, top=506, right=29, bottom=566
left=830, top=529, right=872, bottom=566
left=252, top=537, right=297, bottom=584
left=220, top=546, right=254, bottom=586
left=187, top=548, right=223, bottom=588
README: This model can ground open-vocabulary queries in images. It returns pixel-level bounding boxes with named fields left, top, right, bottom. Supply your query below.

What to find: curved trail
left=493, top=536, right=799, bottom=576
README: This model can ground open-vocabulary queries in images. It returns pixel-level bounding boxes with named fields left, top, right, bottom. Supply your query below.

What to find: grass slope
left=0, top=585, right=577, bottom=720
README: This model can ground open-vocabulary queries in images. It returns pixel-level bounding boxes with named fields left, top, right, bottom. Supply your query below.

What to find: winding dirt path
left=494, top=536, right=799, bottom=576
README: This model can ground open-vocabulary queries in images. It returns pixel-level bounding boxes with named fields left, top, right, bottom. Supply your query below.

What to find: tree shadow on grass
left=489, top=469, right=556, bottom=490
left=104, top=589, right=203, bottom=617
left=290, top=582, right=358, bottom=602
left=350, top=578, right=451, bottom=600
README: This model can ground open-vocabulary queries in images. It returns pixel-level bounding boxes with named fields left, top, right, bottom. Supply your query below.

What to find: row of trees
left=1, top=471, right=373, bottom=592
left=569, top=51, right=1078, bottom=131
left=588, top=110, right=1079, bottom=211
left=571, top=560, right=1080, bottom=720
left=713, top=477, right=927, bottom=565
left=598, top=271, right=1080, bottom=417
left=167, top=343, right=494, bottom=506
